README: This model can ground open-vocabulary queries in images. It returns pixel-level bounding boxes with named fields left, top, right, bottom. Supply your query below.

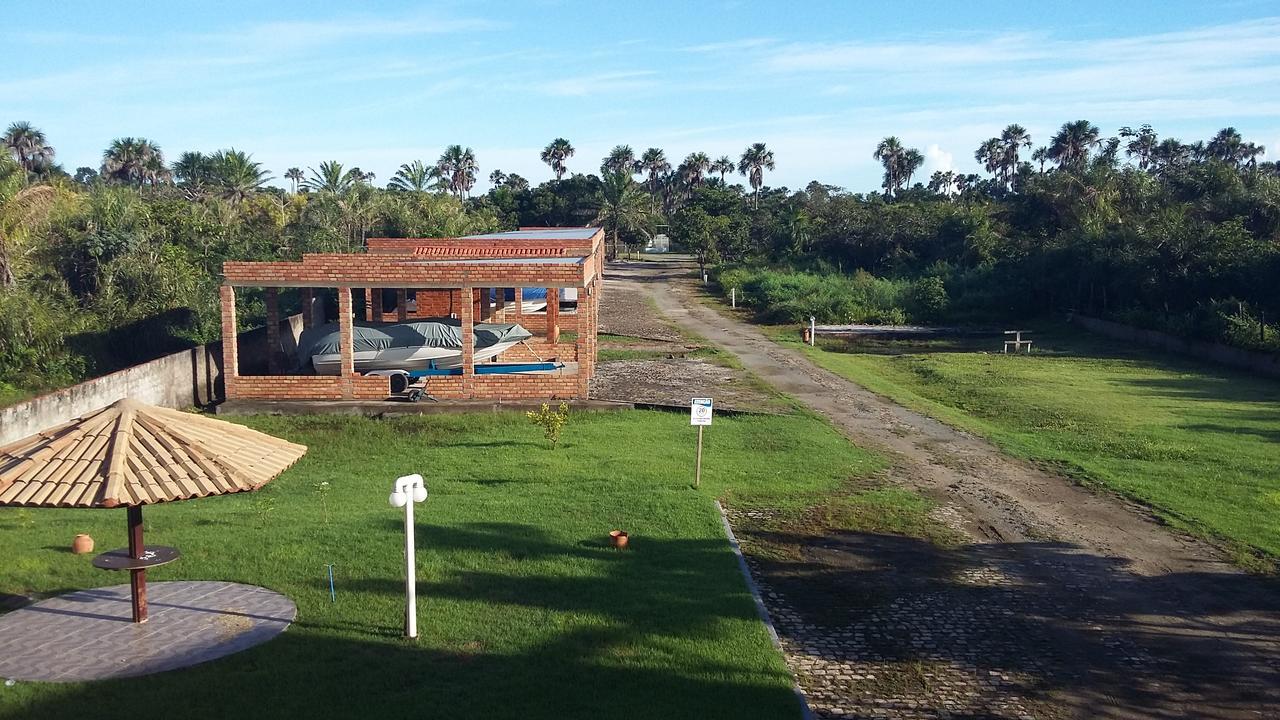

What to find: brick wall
left=229, top=375, right=390, bottom=400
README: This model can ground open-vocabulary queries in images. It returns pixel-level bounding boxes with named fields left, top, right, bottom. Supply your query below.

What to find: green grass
left=0, top=409, right=895, bottom=719
left=0, top=382, right=35, bottom=409
left=762, top=324, right=1280, bottom=567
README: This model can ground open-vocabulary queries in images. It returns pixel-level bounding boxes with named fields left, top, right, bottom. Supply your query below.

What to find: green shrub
left=715, top=266, right=916, bottom=324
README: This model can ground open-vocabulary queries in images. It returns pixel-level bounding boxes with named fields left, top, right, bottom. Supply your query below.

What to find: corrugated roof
left=0, top=399, right=307, bottom=508
left=459, top=228, right=600, bottom=241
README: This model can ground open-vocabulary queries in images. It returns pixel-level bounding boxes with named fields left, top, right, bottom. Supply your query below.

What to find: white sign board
left=690, top=397, right=713, bottom=426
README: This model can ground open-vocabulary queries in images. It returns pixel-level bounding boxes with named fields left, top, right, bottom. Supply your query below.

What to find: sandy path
left=612, top=258, right=1280, bottom=719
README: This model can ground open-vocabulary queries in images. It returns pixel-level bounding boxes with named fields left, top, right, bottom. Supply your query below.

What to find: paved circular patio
left=0, top=581, right=295, bottom=682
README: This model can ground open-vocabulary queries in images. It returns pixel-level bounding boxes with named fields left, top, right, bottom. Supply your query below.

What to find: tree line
left=2, top=118, right=1278, bottom=397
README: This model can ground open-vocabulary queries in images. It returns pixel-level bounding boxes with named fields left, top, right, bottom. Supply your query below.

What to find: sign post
left=690, top=398, right=713, bottom=488
left=388, top=474, right=428, bottom=638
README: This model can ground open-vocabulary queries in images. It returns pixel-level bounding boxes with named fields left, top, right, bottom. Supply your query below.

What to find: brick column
left=495, top=288, right=505, bottom=318
left=338, top=286, right=355, bottom=399
left=460, top=286, right=475, bottom=396
left=480, top=287, right=492, bottom=322
left=220, top=285, right=239, bottom=399
left=513, top=288, right=523, bottom=321
left=546, top=288, right=560, bottom=344
left=265, top=287, right=281, bottom=374
left=301, top=288, right=315, bottom=330
left=365, top=287, right=376, bottom=322
left=577, top=285, right=594, bottom=398
left=396, top=289, right=408, bottom=321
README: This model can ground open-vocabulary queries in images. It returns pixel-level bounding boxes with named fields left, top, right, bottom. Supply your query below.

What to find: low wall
left=1072, top=315, right=1280, bottom=378
left=0, top=315, right=303, bottom=445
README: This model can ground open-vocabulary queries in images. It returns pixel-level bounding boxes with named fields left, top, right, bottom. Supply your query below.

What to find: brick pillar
left=220, top=285, right=239, bottom=399
left=495, top=288, right=505, bottom=318
left=365, top=287, right=376, bottom=322
left=265, top=287, right=281, bottom=374
left=577, top=285, right=594, bottom=398
left=546, top=288, right=560, bottom=344
left=301, top=288, right=315, bottom=329
left=460, top=286, right=475, bottom=396
left=396, top=289, right=408, bottom=321
left=338, top=286, right=355, bottom=399
left=512, top=288, right=523, bottom=321
left=480, top=287, right=492, bottom=322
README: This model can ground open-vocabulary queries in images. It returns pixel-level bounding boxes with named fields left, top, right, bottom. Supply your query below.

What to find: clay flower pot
left=72, top=534, right=95, bottom=555
left=609, top=530, right=629, bottom=549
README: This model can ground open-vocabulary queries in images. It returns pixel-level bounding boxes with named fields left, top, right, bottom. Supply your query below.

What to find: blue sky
left=6, top=1, right=1280, bottom=190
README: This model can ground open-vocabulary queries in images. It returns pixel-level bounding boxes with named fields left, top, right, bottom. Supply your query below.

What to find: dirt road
left=611, top=258, right=1280, bottom=720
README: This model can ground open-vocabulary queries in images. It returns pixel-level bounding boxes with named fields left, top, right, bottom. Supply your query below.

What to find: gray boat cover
left=295, top=319, right=532, bottom=368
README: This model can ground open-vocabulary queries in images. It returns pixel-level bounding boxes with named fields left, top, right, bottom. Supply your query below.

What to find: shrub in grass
left=526, top=402, right=571, bottom=449
left=714, top=266, right=922, bottom=324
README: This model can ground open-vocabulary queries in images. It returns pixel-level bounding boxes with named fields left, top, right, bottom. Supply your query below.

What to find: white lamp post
left=388, top=473, right=428, bottom=638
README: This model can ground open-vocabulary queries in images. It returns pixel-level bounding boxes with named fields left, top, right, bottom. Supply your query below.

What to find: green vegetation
left=0, top=409, right=911, bottom=719
left=766, top=326, right=1280, bottom=566
left=715, top=266, right=948, bottom=325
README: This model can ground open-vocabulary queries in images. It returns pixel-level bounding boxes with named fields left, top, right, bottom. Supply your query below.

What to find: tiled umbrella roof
left=0, top=398, right=306, bottom=508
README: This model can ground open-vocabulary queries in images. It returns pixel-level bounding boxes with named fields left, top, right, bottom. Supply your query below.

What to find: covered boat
left=297, top=319, right=533, bottom=374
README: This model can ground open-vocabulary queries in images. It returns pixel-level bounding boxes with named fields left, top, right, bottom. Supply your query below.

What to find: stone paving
left=0, top=581, right=295, bottom=681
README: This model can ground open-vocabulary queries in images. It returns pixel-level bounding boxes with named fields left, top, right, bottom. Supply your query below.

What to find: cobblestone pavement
left=0, top=581, right=296, bottom=681
left=618, top=260, right=1280, bottom=720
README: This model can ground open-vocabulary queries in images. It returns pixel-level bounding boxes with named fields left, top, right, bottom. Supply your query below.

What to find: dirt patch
left=598, top=274, right=683, bottom=341
left=590, top=358, right=785, bottom=413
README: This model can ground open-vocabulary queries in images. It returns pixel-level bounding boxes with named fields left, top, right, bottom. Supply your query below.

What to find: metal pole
left=809, top=316, right=816, bottom=347
left=731, top=288, right=736, bottom=308
left=695, top=426, right=704, bottom=488
left=127, top=505, right=147, bottom=623
left=404, top=494, right=417, bottom=638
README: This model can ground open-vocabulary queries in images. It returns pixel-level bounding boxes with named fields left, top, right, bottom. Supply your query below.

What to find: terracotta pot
left=72, top=534, right=94, bottom=555
left=609, top=530, right=629, bottom=549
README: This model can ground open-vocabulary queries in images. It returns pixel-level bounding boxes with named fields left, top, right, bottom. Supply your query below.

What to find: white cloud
left=925, top=144, right=954, bottom=175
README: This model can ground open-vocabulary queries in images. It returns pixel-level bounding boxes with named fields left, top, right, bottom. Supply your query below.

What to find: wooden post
left=128, top=505, right=147, bottom=623
left=694, top=426, right=704, bottom=489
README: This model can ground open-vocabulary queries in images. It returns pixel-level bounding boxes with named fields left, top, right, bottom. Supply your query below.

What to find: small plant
left=526, top=402, right=571, bottom=449
left=313, top=481, right=332, bottom=525
left=251, top=493, right=276, bottom=528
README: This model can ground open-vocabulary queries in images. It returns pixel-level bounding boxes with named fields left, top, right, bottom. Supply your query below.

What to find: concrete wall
left=0, top=315, right=303, bottom=445
left=1072, top=315, right=1280, bottom=378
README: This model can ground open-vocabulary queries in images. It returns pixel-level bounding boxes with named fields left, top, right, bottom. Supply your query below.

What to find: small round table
left=92, top=545, right=181, bottom=571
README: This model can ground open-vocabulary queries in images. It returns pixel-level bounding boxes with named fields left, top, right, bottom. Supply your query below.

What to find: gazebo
left=0, top=397, right=307, bottom=623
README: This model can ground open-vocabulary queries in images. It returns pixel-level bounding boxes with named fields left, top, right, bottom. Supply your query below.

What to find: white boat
left=297, top=319, right=533, bottom=375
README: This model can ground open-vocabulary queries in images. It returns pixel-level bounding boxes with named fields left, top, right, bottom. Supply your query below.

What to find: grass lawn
left=0, top=408, right=890, bottom=720
left=761, top=323, right=1280, bottom=568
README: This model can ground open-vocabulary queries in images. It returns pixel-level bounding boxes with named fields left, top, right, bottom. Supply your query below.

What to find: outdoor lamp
left=389, top=473, right=427, bottom=638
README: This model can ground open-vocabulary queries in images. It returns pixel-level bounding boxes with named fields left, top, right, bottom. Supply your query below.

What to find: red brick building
left=220, top=227, right=604, bottom=402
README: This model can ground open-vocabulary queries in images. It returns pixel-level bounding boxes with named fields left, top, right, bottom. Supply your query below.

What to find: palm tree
left=504, top=173, right=529, bottom=191
left=710, top=156, right=735, bottom=183
left=1119, top=125, right=1159, bottom=171
left=681, top=152, right=711, bottom=186
left=541, top=138, right=575, bottom=180
left=304, top=161, right=356, bottom=194
left=488, top=169, right=507, bottom=187
left=284, top=167, right=304, bottom=193
left=173, top=151, right=216, bottom=187
left=974, top=138, right=1002, bottom=180
left=390, top=160, right=436, bottom=192
left=874, top=137, right=907, bottom=198
left=101, top=137, right=167, bottom=186
left=638, top=148, right=670, bottom=200
left=593, top=172, right=651, bottom=260
left=900, top=148, right=924, bottom=188
left=1047, top=120, right=1101, bottom=172
left=210, top=149, right=272, bottom=205
left=1153, top=138, right=1190, bottom=173
left=927, top=170, right=957, bottom=198
left=737, top=143, right=775, bottom=208
left=0, top=157, right=57, bottom=288
left=999, top=124, right=1032, bottom=186
left=436, top=145, right=478, bottom=199
left=601, top=145, right=637, bottom=176
left=3, top=122, right=55, bottom=177
left=1031, top=146, right=1050, bottom=173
